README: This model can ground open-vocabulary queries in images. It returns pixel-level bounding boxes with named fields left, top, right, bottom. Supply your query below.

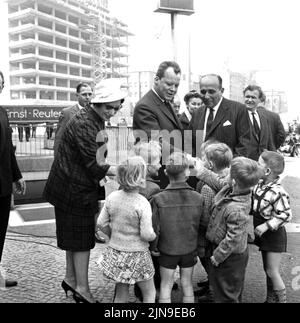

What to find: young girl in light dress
left=97, top=156, right=156, bottom=303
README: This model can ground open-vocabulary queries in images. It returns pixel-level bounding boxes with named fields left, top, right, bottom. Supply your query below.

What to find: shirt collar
left=185, top=109, right=192, bottom=121
left=165, top=182, right=194, bottom=191
left=211, top=97, right=223, bottom=113
left=152, top=88, right=165, bottom=103
left=77, top=103, right=85, bottom=110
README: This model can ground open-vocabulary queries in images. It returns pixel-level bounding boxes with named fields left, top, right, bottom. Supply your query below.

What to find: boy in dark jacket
left=151, top=152, right=204, bottom=303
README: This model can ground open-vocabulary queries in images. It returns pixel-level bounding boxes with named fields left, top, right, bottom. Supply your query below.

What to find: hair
left=116, top=156, right=147, bottom=192
left=156, top=61, right=181, bottom=79
left=230, top=157, right=264, bottom=189
left=133, top=141, right=161, bottom=165
left=205, top=142, right=233, bottom=171
left=76, top=82, right=91, bottom=93
left=243, top=85, right=265, bottom=101
left=199, top=139, right=219, bottom=160
left=165, top=152, right=189, bottom=179
left=184, top=91, right=202, bottom=105
left=0, top=70, right=4, bottom=84
left=200, top=74, right=223, bottom=89
left=260, top=150, right=285, bottom=175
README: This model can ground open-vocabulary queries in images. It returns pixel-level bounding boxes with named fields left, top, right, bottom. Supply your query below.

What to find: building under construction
left=7, top=0, right=131, bottom=106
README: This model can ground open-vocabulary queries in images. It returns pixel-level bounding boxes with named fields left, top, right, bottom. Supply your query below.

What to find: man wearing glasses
left=188, top=74, right=250, bottom=158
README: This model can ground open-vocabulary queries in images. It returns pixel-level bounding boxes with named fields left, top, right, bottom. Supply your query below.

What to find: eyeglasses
left=200, top=89, right=217, bottom=95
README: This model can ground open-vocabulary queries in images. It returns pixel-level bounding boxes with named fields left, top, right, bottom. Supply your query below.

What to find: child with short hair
left=196, top=156, right=264, bottom=303
left=97, top=156, right=156, bottom=303
left=253, top=151, right=292, bottom=303
left=195, top=142, right=232, bottom=300
left=151, top=152, right=204, bottom=303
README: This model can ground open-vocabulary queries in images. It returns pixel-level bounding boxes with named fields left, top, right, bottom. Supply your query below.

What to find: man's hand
left=151, top=249, right=160, bottom=257
left=210, top=255, right=219, bottom=267
left=14, top=178, right=26, bottom=195
left=254, top=223, right=269, bottom=237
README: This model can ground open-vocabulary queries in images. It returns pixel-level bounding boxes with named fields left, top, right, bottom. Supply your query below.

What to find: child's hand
left=210, top=256, right=219, bottom=267
left=254, top=223, right=269, bottom=237
left=151, top=250, right=160, bottom=257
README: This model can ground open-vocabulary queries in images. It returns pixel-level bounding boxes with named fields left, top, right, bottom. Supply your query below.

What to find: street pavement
left=1, top=157, right=300, bottom=304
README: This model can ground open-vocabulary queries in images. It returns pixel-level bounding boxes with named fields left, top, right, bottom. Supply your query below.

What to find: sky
left=0, top=0, right=299, bottom=120
left=108, top=0, right=300, bottom=120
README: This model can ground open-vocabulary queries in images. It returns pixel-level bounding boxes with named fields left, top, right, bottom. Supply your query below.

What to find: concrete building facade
left=7, top=0, right=131, bottom=106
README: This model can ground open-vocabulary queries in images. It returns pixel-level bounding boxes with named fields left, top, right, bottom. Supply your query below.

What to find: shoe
left=197, top=280, right=209, bottom=288
left=73, top=292, right=99, bottom=303
left=197, top=290, right=214, bottom=303
left=61, top=280, right=76, bottom=297
left=5, top=279, right=18, bottom=288
left=95, top=232, right=106, bottom=244
left=172, top=282, right=179, bottom=291
left=194, top=284, right=209, bottom=297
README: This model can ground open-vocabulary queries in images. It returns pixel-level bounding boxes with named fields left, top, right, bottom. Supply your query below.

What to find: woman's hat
left=91, top=78, right=128, bottom=103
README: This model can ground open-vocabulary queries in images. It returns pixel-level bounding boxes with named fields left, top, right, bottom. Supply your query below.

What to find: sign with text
left=4, top=105, right=65, bottom=123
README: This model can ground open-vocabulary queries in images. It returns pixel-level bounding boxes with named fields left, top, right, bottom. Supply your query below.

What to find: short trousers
left=158, top=251, right=198, bottom=270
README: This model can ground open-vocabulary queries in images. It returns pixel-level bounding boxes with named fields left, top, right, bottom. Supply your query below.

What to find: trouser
left=0, top=195, right=11, bottom=262
left=209, top=248, right=249, bottom=303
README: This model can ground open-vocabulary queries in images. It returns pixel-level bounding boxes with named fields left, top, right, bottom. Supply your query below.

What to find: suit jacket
left=179, top=112, right=190, bottom=130
left=246, top=109, right=276, bottom=161
left=54, top=104, right=80, bottom=157
left=258, top=107, right=286, bottom=149
left=133, top=90, right=183, bottom=188
left=0, top=106, right=22, bottom=197
left=188, top=98, right=250, bottom=157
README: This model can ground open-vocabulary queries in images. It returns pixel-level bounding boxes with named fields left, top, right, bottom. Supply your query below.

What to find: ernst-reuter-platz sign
left=4, top=105, right=67, bottom=123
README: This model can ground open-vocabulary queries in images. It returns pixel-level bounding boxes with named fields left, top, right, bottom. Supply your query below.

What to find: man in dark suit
left=189, top=74, right=250, bottom=158
left=258, top=92, right=286, bottom=150
left=243, top=85, right=276, bottom=161
left=54, top=83, right=92, bottom=157
left=133, top=61, right=183, bottom=189
left=0, top=71, right=26, bottom=288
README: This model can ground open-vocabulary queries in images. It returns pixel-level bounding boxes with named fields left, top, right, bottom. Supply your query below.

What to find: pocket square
left=223, top=121, right=232, bottom=127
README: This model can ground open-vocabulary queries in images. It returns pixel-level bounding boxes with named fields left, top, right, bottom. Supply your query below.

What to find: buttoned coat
left=179, top=111, right=190, bottom=130
left=54, top=104, right=80, bottom=157
left=0, top=107, right=22, bottom=197
left=188, top=98, right=250, bottom=157
left=43, top=106, right=110, bottom=215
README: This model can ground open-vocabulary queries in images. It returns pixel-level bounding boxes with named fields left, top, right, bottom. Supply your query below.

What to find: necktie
left=206, top=107, right=214, bottom=135
left=252, top=112, right=260, bottom=139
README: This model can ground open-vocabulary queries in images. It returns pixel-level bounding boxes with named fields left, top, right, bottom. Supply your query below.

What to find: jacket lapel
left=206, top=99, right=228, bottom=138
left=257, top=109, right=267, bottom=143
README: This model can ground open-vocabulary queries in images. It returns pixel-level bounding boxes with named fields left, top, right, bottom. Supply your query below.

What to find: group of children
left=96, top=140, right=292, bottom=303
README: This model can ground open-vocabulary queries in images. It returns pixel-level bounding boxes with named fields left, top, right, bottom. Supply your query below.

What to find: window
left=38, top=18, right=52, bottom=30
left=56, top=64, right=68, bottom=74
left=57, top=92, right=68, bottom=101
left=25, top=91, right=36, bottom=99
left=39, top=48, right=53, bottom=58
left=68, top=15, right=79, bottom=24
left=39, top=62, right=53, bottom=72
left=23, top=62, right=36, bottom=69
left=39, top=77, right=53, bottom=86
left=56, top=79, right=68, bottom=87
left=56, top=51, right=67, bottom=60
left=38, top=33, right=53, bottom=44
left=70, top=54, right=79, bottom=63
left=55, top=10, right=66, bottom=20
left=40, top=91, right=54, bottom=100
left=55, top=37, right=67, bottom=47
left=69, top=41, right=79, bottom=51
left=70, top=67, right=80, bottom=76
left=23, top=77, right=36, bottom=84
left=81, top=57, right=91, bottom=65
left=55, top=23, right=66, bottom=34
left=81, top=45, right=90, bottom=54
left=82, top=69, right=91, bottom=78
left=70, top=92, right=77, bottom=101
left=69, top=28, right=79, bottom=37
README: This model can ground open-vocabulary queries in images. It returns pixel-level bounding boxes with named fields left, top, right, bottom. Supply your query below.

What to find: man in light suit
left=188, top=74, right=250, bottom=158
left=133, top=61, right=183, bottom=189
left=54, top=83, right=92, bottom=157
left=243, top=85, right=276, bottom=161
left=0, top=71, right=26, bottom=288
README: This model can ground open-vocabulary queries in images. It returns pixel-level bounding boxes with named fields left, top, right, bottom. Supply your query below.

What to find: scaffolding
left=80, top=0, right=107, bottom=86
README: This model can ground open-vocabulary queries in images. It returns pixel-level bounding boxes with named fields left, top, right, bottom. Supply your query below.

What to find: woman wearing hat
left=44, top=78, right=127, bottom=303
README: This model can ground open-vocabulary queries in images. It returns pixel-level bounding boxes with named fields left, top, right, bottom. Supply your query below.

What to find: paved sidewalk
left=0, top=221, right=299, bottom=303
